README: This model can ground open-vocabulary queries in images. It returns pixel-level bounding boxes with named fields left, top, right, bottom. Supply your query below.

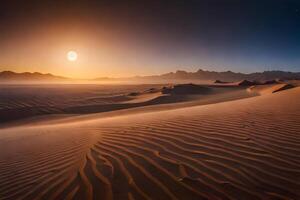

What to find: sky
left=0, top=0, right=300, bottom=78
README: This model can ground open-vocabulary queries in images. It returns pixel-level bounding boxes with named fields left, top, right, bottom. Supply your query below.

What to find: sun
left=67, top=51, right=78, bottom=61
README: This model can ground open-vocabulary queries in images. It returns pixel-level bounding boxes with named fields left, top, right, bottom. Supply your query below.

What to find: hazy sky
left=0, top=0, right=300, bottom=78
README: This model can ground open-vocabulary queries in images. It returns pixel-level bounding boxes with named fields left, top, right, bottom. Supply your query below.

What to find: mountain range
left=0, top=71, right=68, bottom=82
left=99, top=69, right=300, bottom=82
left=1, top=69, right=300, bottom=82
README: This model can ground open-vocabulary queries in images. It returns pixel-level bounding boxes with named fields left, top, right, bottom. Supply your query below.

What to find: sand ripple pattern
left=0, top=88, right=299, bottom=200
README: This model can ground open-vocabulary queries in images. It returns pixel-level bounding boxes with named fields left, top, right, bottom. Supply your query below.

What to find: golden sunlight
left=67, top=51, right=78, bottom=61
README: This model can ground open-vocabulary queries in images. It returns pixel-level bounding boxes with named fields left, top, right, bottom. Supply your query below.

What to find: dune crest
left=248, top=83, right=295, bottom=95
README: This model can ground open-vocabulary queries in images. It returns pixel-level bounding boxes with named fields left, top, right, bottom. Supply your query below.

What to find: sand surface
left=0, top=85, right=299, bottom=199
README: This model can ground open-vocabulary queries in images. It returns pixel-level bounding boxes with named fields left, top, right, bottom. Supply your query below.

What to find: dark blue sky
left=0, top=0, right=299, bottom=77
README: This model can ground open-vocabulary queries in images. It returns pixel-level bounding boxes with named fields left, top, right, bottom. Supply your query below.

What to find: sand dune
left=0, top=84, right=254, bottom=125
left=247, top=83, right=295, bottom=95
left=0, top=86, right=299, bottom=199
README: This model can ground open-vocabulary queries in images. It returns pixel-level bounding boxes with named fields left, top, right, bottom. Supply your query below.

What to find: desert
left=1, top=1, right=300, bottom=199
left=0, top=80, right=299, bottom=199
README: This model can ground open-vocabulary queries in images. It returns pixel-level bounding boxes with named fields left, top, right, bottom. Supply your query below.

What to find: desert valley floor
left=0, top=84, right=299, bottom=200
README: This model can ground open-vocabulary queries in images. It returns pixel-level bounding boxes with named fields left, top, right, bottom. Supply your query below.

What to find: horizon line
left=1, top=67, right=300, bottom=80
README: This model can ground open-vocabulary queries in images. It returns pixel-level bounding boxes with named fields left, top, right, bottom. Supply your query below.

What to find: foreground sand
left=0, top=87, right=299, bottom=200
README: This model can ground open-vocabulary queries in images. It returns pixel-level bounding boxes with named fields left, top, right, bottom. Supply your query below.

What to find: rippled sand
left=0, top=86, right=299, bottom=200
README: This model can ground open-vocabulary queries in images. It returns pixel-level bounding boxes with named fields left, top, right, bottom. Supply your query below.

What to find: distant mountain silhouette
left=0, top=71, right=68, bottom=82
left=2, top=69, right=300, bottom=83
left=134, top=69, right=300, bottom=82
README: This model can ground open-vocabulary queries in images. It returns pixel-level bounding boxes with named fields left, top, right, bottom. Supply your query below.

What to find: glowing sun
left=67, top=51, right=78, bottom=61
